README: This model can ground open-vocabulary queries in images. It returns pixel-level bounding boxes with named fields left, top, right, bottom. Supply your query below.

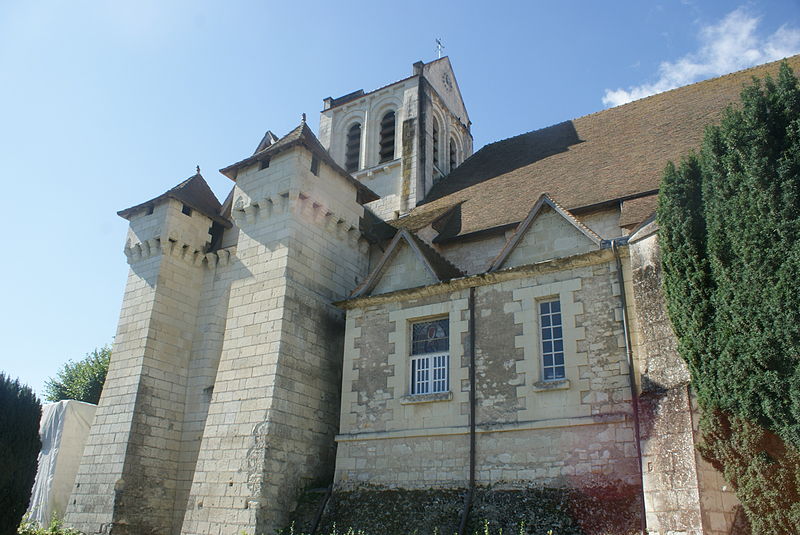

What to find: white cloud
left=602, top=8, right=800, bottom=107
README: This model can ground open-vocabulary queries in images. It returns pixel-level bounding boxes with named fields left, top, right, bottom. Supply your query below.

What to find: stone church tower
left=65, top=58, right=471, bottom=535
left=319, top=57, right=472, bottom=219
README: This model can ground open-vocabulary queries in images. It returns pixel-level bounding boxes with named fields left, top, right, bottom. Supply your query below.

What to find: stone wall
left=371, top=242, right=439, bottom=295
left=336, top=250, right=640, bottom=491
left=287, top=486, right=642, bottom=535
left=503, top=206, right=599, bottom=268
left=628, top=228, right=742, bottom=535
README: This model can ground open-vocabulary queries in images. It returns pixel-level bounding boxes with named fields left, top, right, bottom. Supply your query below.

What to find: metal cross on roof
left=435, top=38, right=445, bottom=59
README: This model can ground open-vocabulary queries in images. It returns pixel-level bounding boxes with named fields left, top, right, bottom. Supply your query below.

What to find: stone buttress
left=179, top=124, right=374, bottom=535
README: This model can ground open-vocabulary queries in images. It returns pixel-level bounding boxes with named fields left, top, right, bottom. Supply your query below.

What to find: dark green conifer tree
left=658, top=61, right=800, bottom=534
left=0, top=373, right=42, bottom=534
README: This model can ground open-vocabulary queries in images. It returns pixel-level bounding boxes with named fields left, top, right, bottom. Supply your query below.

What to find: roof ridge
left=579, top=54, right=799, bottom=120
left=459, top=54, right=799, bottom=159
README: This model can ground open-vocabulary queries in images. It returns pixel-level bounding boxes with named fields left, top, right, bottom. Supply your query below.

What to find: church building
left=64, top=55, right=799, bottom=535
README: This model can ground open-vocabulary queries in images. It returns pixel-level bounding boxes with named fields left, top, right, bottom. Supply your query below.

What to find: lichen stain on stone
left=246, top=421, right=271, bottom=495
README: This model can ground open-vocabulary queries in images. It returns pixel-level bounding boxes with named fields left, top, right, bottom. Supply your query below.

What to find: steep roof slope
left=118, top=172, right=230, bottom=226
left=220, top=120, right=379, bottom=204
left=398, top=55, right=800, bottom=239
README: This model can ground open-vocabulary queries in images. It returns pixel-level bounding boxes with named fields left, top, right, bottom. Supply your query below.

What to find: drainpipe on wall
left=611, top=239, right=648, bottom=534
left=458, top=286, right=477, bottom=535
left=309, top=482, right=333, bottom=535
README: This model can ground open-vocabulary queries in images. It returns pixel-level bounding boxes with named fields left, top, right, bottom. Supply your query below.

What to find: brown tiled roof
left=118, top=173, right=230, bottom=227
left=219, top=121, right=379, bottom=204
left=401, top=55, right=800, bottom=238
left=620, top=194, right=659, bottom=228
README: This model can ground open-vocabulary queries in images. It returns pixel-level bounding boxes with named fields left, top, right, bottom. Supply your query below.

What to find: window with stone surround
left=410, top=317, right=449, bottom=395
left=539, top=299, right=565, bottom=381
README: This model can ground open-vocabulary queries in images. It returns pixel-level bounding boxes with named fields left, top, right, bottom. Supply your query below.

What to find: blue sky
left=2, top=0, right=799, bottom=397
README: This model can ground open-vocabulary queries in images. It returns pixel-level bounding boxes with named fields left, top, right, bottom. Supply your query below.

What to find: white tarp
left=26, top=400, right=96, bottom=525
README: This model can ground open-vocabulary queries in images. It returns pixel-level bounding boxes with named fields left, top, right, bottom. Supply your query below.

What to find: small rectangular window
left=259, top=158, right=270, bottom=170
left=310, top=155, right=320, bottom=176
left=410, top=318, right=449, bottom=395
left=539, top=299, right=565, bottom=381
left=181, top=204, right=192, bottom=216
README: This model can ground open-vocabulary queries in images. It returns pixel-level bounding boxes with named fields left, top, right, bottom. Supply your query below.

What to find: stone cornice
left=336, top=247, right=626, bottom=310
left=124, top=237, right=236, bottom=269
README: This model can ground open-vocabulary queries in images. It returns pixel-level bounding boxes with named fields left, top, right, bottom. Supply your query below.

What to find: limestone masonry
left=65, top=55, right=800, bottom=534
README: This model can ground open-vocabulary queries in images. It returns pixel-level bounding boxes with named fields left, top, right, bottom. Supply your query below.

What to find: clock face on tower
left=442, top=72, right=453, bottom=92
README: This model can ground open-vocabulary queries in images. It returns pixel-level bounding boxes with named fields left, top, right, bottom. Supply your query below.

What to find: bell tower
left=318, top=57, right=472, bottom=220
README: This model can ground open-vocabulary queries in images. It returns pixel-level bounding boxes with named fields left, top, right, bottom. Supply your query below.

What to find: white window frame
left=409, top=317, right=449, bottom=395
left=538, top=298, right=565, bottom=381
left=410, top=352, right=449, bottom=394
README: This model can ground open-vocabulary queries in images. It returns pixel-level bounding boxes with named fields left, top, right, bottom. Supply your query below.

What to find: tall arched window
left=432, top=117, right=440, bottom=170
left=345, top=123, right=361, bottom=172
left=449, top=138, right=458, bottom=171
left=379, top=111, right=396, bottom=163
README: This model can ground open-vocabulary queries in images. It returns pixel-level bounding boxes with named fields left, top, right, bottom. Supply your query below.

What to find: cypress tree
left=658, top=61, right=800, bottom=534
left=0, top=373, right=42, bottom=534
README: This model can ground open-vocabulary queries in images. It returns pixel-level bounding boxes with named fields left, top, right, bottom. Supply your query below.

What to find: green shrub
left=0, top=374, right=42, bottom=534
left=44, top=346, right=110, bottom=404
left=18, top=516, right=83, bottom=535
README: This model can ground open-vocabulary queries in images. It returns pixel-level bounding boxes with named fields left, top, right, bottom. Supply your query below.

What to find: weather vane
left=435, top=38, right=445, bottom=59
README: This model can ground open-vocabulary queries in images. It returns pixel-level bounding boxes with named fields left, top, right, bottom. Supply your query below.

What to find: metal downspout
left=612, top=239, right=648, bottom=534
left=458, top=286, right=477, bottom=535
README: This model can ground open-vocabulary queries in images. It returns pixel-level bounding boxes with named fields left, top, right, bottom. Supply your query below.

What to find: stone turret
left=65, top=173, right=228, bottom=534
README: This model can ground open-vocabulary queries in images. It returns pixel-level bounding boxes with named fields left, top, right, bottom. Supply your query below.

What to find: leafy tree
left=658, top=61, right=800, bottom=534
left=44, top=346, right=111, bottom=405
left=0, top=373, right=42, bottom=534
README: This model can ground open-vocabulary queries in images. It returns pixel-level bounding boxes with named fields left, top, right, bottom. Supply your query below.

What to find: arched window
left=432, top=117, right=440, bottom=170
left=449, top=138, right=458, bottom=171
left=345, top=123, right=361, bottom=172
left=379, top=111, right=396, bottom=163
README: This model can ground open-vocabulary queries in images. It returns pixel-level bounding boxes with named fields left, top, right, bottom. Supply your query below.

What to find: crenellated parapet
left=124, top=236, right=236, bottom=269
left=231, top=189, right=369, bottom=254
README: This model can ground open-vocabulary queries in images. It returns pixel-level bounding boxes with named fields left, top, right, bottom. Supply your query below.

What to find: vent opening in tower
left=346, top=123, right=361, bottom=172
left=379, top=111, right=396, bottom=163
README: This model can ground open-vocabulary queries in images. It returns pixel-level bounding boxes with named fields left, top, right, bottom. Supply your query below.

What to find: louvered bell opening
left=345, top=123, right=361, bottom=172
left=379, top=112, right=396, bottom=163
left=449, top=140, right=457, bottom=171
left=432, top=122, right=440, bottom=168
